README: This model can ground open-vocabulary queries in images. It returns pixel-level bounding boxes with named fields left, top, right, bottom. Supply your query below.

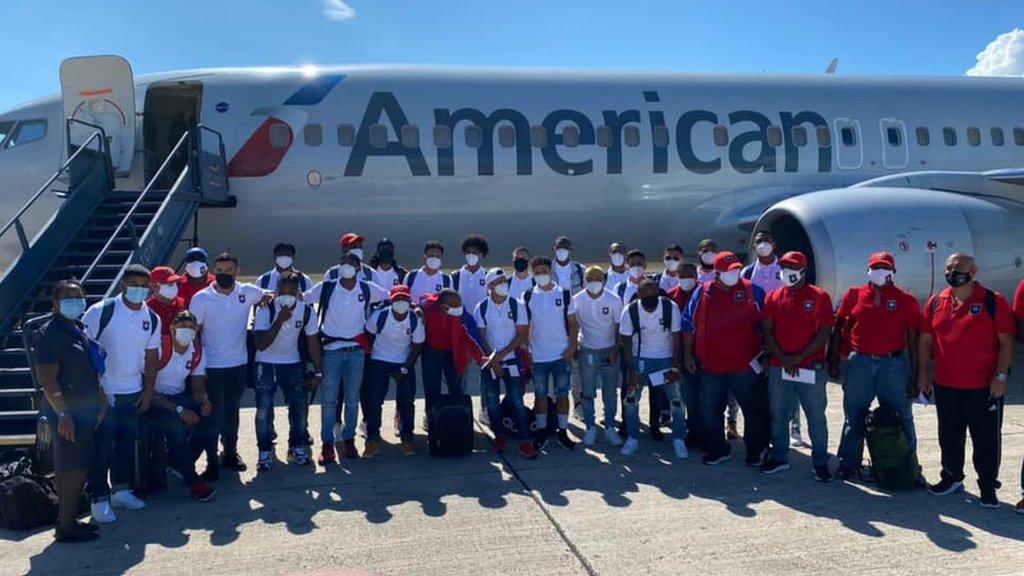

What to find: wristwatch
left=175, top=405, right=184, bottom=415
left=996, top=371, right=1008, bottom=382
left=400, top=367, right=409, bottom=375
left=314, top=371, right=323, bottom=378
left=57, top=410, right=68, bottom=420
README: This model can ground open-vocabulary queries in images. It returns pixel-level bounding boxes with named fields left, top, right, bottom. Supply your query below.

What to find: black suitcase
left=428, top=394, right=474, bottom=456
left=131, top=425, right=167, bottom=495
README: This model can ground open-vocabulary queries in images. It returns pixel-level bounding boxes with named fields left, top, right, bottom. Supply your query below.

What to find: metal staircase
left=0, top=119, right=230, bottom=446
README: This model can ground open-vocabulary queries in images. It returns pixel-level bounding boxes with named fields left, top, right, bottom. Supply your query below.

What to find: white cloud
left=966, top=28, right=1024, bottom=76
left=322, top=0, right=356, bottom=22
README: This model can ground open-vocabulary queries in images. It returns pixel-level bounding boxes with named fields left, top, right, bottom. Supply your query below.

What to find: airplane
left=1, top=55, right=1023, bottom=300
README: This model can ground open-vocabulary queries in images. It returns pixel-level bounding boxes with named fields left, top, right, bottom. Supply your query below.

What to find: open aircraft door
left=60, top=55, right=136, bottom=176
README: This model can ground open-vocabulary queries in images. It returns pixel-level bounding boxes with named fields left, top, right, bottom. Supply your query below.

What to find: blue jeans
left=700, top=370, right=769, bottom=460
left=321, top=347, right=365, bottom=443
left=837, top=353, right=916, bottom=471
left=624, top=357, right=686, bottom=440
left=89, top=392, right=140, bottom=502
left=681, top=368, right=702, bottom=442
left=365, top=359, right=416, bottom=442
left=145, top=392, right=208, bottom=484
left=255, top=362, right=310, bottom=451
left=578, top=347, right=619, bottom=429
left=421, top=346, right=462, bottom=415
left=769, top=367, right=829, bottom=466
left=533, top=359, right=572, bottom=399
left=482, top=364, right=530, bottom=441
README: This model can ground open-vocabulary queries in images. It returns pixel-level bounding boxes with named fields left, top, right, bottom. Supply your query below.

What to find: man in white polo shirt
left=552, top=236, right=585, bottom=293
left=508, top=246, right=535, bottom=300
left=658, top=244, right=686, bottom=293
left=256, top=242, right=314, bottom=293
left=573, top=266, right=624, bottom=447
left=613, top=249, right=647, bottom=303
left=606, top=242, right=629, bottom=290
left=189, top=252, right=268, bottom=478
left=407, top=240, right=452, bottom=303
left=453, top=235, right=490, bottom=425
left=82, top=264, right=160, bottom=523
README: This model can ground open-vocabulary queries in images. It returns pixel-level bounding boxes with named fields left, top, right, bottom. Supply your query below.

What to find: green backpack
left=865, top=407, right=921, bottom=490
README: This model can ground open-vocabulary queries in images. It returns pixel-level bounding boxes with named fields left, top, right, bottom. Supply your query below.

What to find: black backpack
left=428, top=394, right=474, bottom=456
left=317, top=279, right=373, bottom=327
left=96, top=297, right=159, bottom=340
left=626, top=297, right=673, bottom=357
left=0, top=451, right=57, bottom=530
left=522, top=288, right=571, bottom=334
left=477, top=298, right=519, bottom=328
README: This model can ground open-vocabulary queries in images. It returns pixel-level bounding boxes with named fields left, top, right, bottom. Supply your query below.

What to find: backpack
left=96, top=297, right=159, bottom=340
left=158, top=335, right=204, bottom=371
left=865, top=407, right=921, bottom=490
left=569, top=262, right=585, bottom=292
left=267, top=301, right=314, bottom=363
left=627, top=296, right=673, bottom=357
left=405, top=269, right=451, bottom=295
left=741, top=263, right=755, bottom=281
left=522, top=288, right=571, bottom=334
left=259, top=270, right=309, bottom=292
left=428, top=394, right=474, bottom=456
left=477, top=298, right=519, bottom=328
left=374, top=306, right=420, bottom=335
left=326, top=263, right=374, bottom=284
left=317, top=279, right=372, bottom=327
left=0, top=451, right=57, bottom=530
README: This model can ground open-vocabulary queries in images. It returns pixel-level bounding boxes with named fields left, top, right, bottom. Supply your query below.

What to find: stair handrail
left=79, top=131, right=192, bottom=285
left=0, top=129, right=107, bottom=254
left=197, top=124, right=230, bottom=193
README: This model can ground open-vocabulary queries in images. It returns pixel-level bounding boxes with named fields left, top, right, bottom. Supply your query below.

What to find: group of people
left=34, top=230, right=1024, bottom=543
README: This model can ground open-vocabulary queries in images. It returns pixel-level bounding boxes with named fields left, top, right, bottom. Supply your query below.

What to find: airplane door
left=60, top=55, right=136, bottom=176
left=880, top=118, right=908, bottom=169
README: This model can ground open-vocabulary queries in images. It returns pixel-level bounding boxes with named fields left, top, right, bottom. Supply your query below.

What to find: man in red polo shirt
left=147, top=266, right=185, bottom=336
left=830, top=252, right=920, bottom=481
left=177, top=247, right=215, bottom=307
left=761, top=251, right=833, bottom=480
left=682, top=252, right=770, bottom=467
left=919, top=253, right=1014, bottom=508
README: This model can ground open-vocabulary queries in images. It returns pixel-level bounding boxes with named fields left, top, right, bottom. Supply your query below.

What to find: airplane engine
left=752, top=186, right=1024, bottom=299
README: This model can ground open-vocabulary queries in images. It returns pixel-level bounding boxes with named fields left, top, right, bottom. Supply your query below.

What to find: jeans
left=206, top=364, right=248, bottom=456
left=365, top=359, right=416, bottom=442
left=89, top=392, right=140, bottom=501
left=255, top=362, right=310, bottom=451
left=144, top=392, right=208, bottom=484
left=682, top=368, right=703, bottom=442
left=624, top=357, right=686, bottom=440
left=619, top=359, right=665, bottom=429
left=837, top=353, right=916, bottom=471
left=321, top=347, right=365, bottom=443
left=578, top=347, right=619, bottom=429
left=769, top=367, right=829, bottom=467
left=701, top=370, right=769, bottom=460
left=482, top=364, right=530, bottom=441
left=422, top=346, right=462, bottom=415
left=533, top=359, right=572, bottom=399
left=934, top=383, right=1004, bottom=491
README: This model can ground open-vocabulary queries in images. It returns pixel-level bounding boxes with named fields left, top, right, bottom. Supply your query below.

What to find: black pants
left=206, top=364, right=248, bottom=456
left=933, top=383, right=1004, bottom=491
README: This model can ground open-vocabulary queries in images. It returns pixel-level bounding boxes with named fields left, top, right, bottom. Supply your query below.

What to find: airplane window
left=791, top=126, right=807, bottom=147
left=713, top=125, right=729, bottom=147
left=369, top=124, right=388, bottom=149
left=886, top=127, right=902, bottom=147
left=942, top=127, right=957, bottom=146
left=498, top=125, right=516, bottom=148
left=433, top=125, right=452, bottom=148
left=465, top=125, right=482, bottom=148
left=269, top=124, right=291, bottom=149
left=0, top=121, right=13, bottom=147
left=530, top=125, right=547, bottom=147
left=303, top=124, right=322, bottom=147
left=915, top=127, right=930, bottom=146
left=967, top=127, right=981, bottom=146
left=401, top=125, right=420, bottom=149
left=840, top=126, right=857, bottom=147
left=767, top=126, right=783, bottom=147
left=991, top=127, right=1005, bottom=147
left=815, top=126, right=831, bottom=147
left=623, top=125, right=640, bottom=147
left=1014, top=127, right=1024, bottom=146
left=3, top=119, right=47, bottom=149
left=595, top=125, right=612, bottom=148
left=337, top=124, right=356, bottom=147
left=563, top=125, right=580, bottom=148
left=652, top=125, right=669, bottom=148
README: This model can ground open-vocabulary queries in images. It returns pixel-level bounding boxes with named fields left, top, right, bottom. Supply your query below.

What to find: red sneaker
left=493, top=436, right=507, bottom=453
left=342, top=439, right=360, bottom=459
left=318, top=443, right=336, bottom=466
left=519, top=441, right=539, bottom=460
left=189, top=480, right=216, bottom=502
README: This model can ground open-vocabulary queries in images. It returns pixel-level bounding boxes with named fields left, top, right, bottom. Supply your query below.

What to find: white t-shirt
left=618, top=299, right=682, bottom=360
left=374, top=266, right=401, bottom=288
left=573, top=289, right=623, bottom=350
left=455, top=266, right=488, bottom=316
left=508, top=274, right=535, bottom=300
left=613, top=280, right=640, bottom=303
left=366, top=308, right=425, bottom=363
left=155, top=342, right=207, bottom=396
left=659, top=273, right=680, bottom=292
left=82, top=298, right=161, bottom=395
left=749, top=258, right=783, bottom=294
left=190, top=283, right=266, bottom=369
left=304, top=280, right=387, bottom=350
left=554, top=261, right=582, bottom=292
left=257, top=268, right=314, bottom=293
left=606, top=268, right=629, bottom=292
left=252, top=302, right=318, bottom=364
left=408, top=268, right=450, bottom=302
left=526, top=286, right=576, bottom=363
left=473, top=296, right=528, bottom=360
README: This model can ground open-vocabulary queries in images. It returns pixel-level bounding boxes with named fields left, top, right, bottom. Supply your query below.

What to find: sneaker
left=110, top=490, right=146, bottom=510
left=620, top=437, right=640, bottom=456
left=744, top=450, right=765, bottom=468
left=649, top=428, right=665, bottom=441
left=288, top=447, right=312, bottom=466
left=400, top=441, right=415, bottom=456
left=672, top=438, right=689, bottom=459
left=582, top=428, right=598, bottom=447
left=220, top=452, right=248, bottom=472
left=726, top=420, right=740, bottom=440
left=813, top=465, right=832, bottom=483
left=760, top=459, right=790, bottom=475
left=604, top=427, right=624, bottom=447
left=189, top=480, right=216, bottom=502
left=1014, top=498, right=1024, bottom=514
left=616, top=422, right=628, bottom=438
left=492, top=436, right=507, bottom=453
left=980, top=488, right=999, bottom=509
left=341, top=439, right=360, bottom=459
left=55, top=522, right=100, bottom=543
left=659, top=409, right=671, bottom=427
left=556, top=429, right=577, bottom=450
left=790, top=426, right=809, bottom=448
left=928, top=477, right=964, bottom=496
left=257, top=451, right=272, bottom=471
left=519, top=440, right=539, bottom=459
left=200, top=462, right=219, bottom=482
left=318, top=443, right=337, bottom=466
left=533, top=431, right=549, bottom=452
left=90, top=501, right=117, bottom=524
left=702, top=452, right=732, bottom=466
left=362, top=441, right=380, bottom=459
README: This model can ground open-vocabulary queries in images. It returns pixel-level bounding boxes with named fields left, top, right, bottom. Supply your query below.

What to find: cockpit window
left=3, top=119, right=47, bottom=149
left=0, top=121, right=14, bottom=146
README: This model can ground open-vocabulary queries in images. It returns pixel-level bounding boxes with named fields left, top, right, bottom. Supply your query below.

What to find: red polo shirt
left=836, top=283, right=920, bottom=355
left=177, top=274, right=215, bottom=308
left=667, top=285, right=695, bottom=312
left=692, top=280, right=762, bottom=373
left=921, top=284, right=1015, bottom=390
left=146, top=295, right=185, bottom=336
left=763, top=283, right=833, bottom=368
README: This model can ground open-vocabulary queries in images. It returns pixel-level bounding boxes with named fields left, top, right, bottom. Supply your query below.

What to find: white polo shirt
left=553, top=261, right=582, bottom=292
left=619, top=299, right=681, bottom=360
left=659, top=273, right=680, bottom=292
left=508, top=274, right=534, bottom=300
left=304, top=280, right=387, bottom=351
left=252, top=302, right=318, bottom=364
left=526, top=286, right=576, bottom=363
left=455, top=266, right=488, bottom=316
left=606, top=268, right=629, bottom=292
left=374, top=266, right=401, bottom=288
left=614, top=280, right=641, bottom=304
left=573, top=289, right=623, bottom=350
left=83, top=297, right=161, bottom=395
left=408, top=268, right=449, bottom=302
left=366, top=308, right=425, bottom=364
left=256, top=268, right=314, bottom=293
left=748, top=258, right=783, bottom=294
left=155, top=342, right=206, bottom=396
left=473, top=296, right=528, bottom=360
left=190, top=283, right=265, bottom=369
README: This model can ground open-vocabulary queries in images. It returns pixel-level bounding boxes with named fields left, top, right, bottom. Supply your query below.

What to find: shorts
left=49, top=407, right=99, bottom=471
left=532, top=359, right=572, bottom=399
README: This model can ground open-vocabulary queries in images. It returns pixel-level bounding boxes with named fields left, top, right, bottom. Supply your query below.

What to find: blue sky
left=1, top=0, right=1022, bottom=110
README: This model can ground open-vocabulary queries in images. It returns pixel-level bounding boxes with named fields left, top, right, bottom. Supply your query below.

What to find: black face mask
left=945, top=270, right=972, bottom=288
left=513, top=258, right=529, bottom=272
left=641, top=295, right=659, bottom=310
left=377, top=249, right=394, bottom=265
left=215, top=273, right=235, bottom=289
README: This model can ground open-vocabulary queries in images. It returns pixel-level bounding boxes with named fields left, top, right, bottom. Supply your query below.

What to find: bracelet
left=313, top=371, right=323, bottom=378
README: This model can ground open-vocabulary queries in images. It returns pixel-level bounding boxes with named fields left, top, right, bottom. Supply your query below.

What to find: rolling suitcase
left=428, top=394, right=473, bottom=456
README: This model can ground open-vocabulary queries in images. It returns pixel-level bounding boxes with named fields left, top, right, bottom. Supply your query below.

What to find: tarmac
left=2, top=368, right=1024, bottom=575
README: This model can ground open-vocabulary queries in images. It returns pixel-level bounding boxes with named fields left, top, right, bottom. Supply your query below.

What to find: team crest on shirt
left=392, top=279, right=399, bottom=286
left=970, top=304, right=982, bottom=315
left=803, top=300, right=814, bottom=311
left=142, top=320, right=150, bottom=332
left=295, top=320, right=302, bottom=329
left=887, top=300, right=898, bottom=312
left=357, top=294, right=365, bottom=302
left=556, top=298, right=563, bottom=306
left=507, top=311, right=514, bottom=319
left=602, top=307, right=609, bottom=315
left=479, top=279, right=486, bottom=286
left=734, top=291, right=745, bottom=301
left=238, top=294, right=247, bottom=303
left=435, top=283, right=442, bottom=291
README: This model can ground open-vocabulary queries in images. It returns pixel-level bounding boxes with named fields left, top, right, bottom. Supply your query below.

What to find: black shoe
left=533, top=432, right=549, bottom=451
left=836, top=466, right=856, bottom=481
left=649, top=428, right=665, bottom=441
left=813, top=465, right=832, bottom=483
left=556, top=429, right=577, bottom=451
left=702, top=452, right=732, bottom=466
left=980, top=488, right=1000, bottom=508
left=760, top=459, right=790, bottom=475
left=219, top=451, right=247, bottom=472
left=928, top=477, right=964, bottom=496
left=55, top=522, right=100, bottom=543
left=744, top=449, right=765, bottom=468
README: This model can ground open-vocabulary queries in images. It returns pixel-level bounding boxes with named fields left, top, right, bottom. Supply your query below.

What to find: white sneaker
left=90, top=500, right=117, bottom=524
left=620, top=437, right=640, bottom=456
left=604, top=428, right=625, bottom=447
left=582, top=427, right=598, bottom=446
left=673, top=438, right=689, bottom=459
left=110, top=489, right=146, bottom=510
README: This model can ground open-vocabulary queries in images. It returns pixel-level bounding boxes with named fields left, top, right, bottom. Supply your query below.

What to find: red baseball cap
left=340, top=233, right=365, bottom=249
left=868, top=251, right=895, bottom=269
left=779, top=251, right=808, bottom=269
left=713, top=251, right=742, bottom=272
left=389, top=285, right=411, bottom=301
left=151, top=266, right=181, bottom=284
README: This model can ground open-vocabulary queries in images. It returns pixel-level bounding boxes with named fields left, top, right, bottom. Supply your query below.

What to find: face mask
left=586, top=281, right=604, bottom=295
left=493, top=283, right=509, bottom=297
left=276, top=294, right=297, bottom=309
left=425, top=256, right=442, bottom=270
left=275, top=255, right=293, bottom=269
left=679, top=278, right=697, bottom=292
left=534, top=274, right=551, bottom=287
left=184, top=261, right=207, bottom=278
left=555, top=248, right=570, bottom=262
left=719, top=270, right=741, bottom=287
left=755, top=242, right=774, bottom=258
left=446, top=305, right=463, bottom=317
left=158, top=283, right=178, bottom=300
left=338, top=264, right=357, bottom=280
left=465, top=254, right=480, bottom=267
left=664, top=259, right=680, bottom=272
left=641, top=295, right=659, bottom=310
left=347, top=248, right=363, bottom=261
left=945, top=270, right=972, bottom=288
left=700, top=251, right=717, bottom=266
left=868, top=268, right=893, bottom=287
left=215, top=273, right=235, bottom=289
left=392, top=300, right=411, bottom=315
left=780, top=268, right=803, bottom=288
left=610, top=253, right=625, bottom=267
left=58, top=298, right=86, bottom=320
left=513, top=258, right=529, bottom=272
left=174, top=328, right=196, bottom=347
left=628, top=266, right=644, bottom=279
left=377, top=249, right=394, bottom=265
left=125, top=285, right=150, bottom=304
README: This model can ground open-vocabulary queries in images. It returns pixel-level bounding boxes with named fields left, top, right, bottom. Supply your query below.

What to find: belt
left=852, top=349, right=905, bottom=359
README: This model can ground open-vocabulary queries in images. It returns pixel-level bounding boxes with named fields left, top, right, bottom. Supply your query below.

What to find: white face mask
left=275, top=255, right=293, bottom=269
left=868, top=268, right=893, bottom=287
left=184, top=261, right=207, bottom=278
left=755, top=242, right=774, bottom=258
left=338, top=264, right=357, bottom=279
left=719, top=270, right=741, bottom=287
left=493, top=282, right=509, bottom=297
left=586, top=281, right=604, bottom=295
left=610, top=253, right=625, bottom=267
left=158, top=283, right=178, bottom=300
left=276, top=294, right=296, bottom=309
left=555, top=248, right=570, bottom=262
left=392, top=300, right=411, bottom=315
left=664, top=258, right=681, bottom=272
left=628, top=266, right=644, bottom=279
left=174, top=328, right=196, bottom=347
left=347, top=248, right=363, bottom=261
left=679, top=278, right=697, bottom=292
left=465, top=253, right=480, bottom=267
left=534, top=273, right=552, bottom=287
left=700, top=251, right=717, bottom=266
left=446, top=305, right=463, bottom=317
left=425, top=256, right=442, bottom=270
left=780, top=268, right=803, bottom=288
